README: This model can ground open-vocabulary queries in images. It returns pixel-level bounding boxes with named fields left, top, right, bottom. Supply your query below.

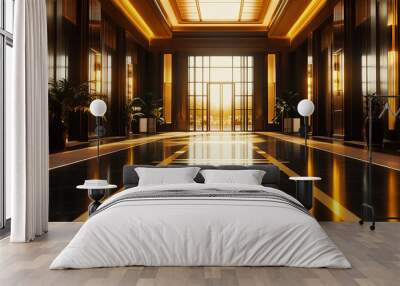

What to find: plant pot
left=49, top=118, right=67, bottom=153
left=283, top=118, right=301, bottom=133
left=139, top=118, right=157, bottom=134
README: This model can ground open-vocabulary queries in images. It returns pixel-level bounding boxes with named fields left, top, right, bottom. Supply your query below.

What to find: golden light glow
left=387, top=170, right=399, bottom=219
left=332, top=52, right=344, bottom=94
left=158, top=0, right=179, bottom=26
left=267, top=54, right=276, bottom=124
left=126, top=56, right=134, bottom=100
left=253, top=143, right=359, bottom=222
left=189, top=56, right=253, bottom=132
left=127, top=65, right=134, bottom=98
left=112, top=0, right=154, bottom=40
left=387, top=0, right=398, bottom=131
left=287, top=0, right=327, bottom=40
left=157, top=0, right=275, bottom=30
left=331, top=157, right=345, bottom=222
left=163, top=54, right=173, bottom=124
left=89, top=50, right=102, bottom=94
left=388, top=0, right=397, bottom=27
left=187, top=133, right=255, bottom=165
left=388, top=50, right=398, bottom=130
left=263, top=0, right=282, bottom=27
left=174, top=0, right=264, bottom=22
left=307, top=56, right=313, bottom=100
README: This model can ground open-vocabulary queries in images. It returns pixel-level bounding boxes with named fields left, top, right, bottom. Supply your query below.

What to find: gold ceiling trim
left=113, top=0, right=155, bottom=40
left=263, top=0, right=286, bottom=28
left=114, top=0, right=327, bottom=40
left=164, top=0, right=267, bottom=23
left=156, top=0, right=278, bottom=29
left=287, top=0, right=327, bottom=40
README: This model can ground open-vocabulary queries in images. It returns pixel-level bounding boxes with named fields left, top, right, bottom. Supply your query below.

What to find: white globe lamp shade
left=297, top=99, right=315, bottom=117
left=90, top=99, right=107, bottom=117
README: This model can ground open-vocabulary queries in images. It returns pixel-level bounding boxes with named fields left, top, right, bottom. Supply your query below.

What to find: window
left=1, top=0, right=15, bottom=229
left=188, top=56, right=253, bottom=131
left=5, top=0, right=14, bottom=33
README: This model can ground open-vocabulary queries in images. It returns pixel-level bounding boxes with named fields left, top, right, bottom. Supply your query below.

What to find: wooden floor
left=0, top=222, right=399, bottom=286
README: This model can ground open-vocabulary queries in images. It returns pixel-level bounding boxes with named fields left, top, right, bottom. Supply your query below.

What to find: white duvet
left=50, top=183, right=351, bottom=269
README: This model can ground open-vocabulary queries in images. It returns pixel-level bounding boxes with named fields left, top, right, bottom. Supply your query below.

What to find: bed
left=50, top=165, right=351, bottom=269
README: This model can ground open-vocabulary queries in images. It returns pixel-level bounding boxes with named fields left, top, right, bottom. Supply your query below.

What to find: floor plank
left=0, top=222, right=399, bottom=286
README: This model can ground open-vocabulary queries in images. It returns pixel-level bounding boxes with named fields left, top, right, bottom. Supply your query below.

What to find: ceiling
left=112, top=0, right=329, bottom=43
left=172, top=0, right=267, bottom=23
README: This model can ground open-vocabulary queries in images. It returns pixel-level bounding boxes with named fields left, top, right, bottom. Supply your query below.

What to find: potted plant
left=364, top=95, right=384, bottom=146
left=131, top=92, right=165, bottom=133
left=273, top=91, right=301, bottom=133
left=48, top=78, right=94, bottom=152
left=123, top=99, right=139, bottom=135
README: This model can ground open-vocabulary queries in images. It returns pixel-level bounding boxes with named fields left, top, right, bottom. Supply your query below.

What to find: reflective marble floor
left=49, top=132, right=400, bottom=222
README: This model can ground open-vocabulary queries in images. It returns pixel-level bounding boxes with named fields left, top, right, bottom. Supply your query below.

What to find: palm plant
left=48, top=78, right=97, bottom=151
left=48, top=79, right=94, bottom=127
left=131, top=92, right=165, bottom=124
left=272, top=91, right=301, bottom=124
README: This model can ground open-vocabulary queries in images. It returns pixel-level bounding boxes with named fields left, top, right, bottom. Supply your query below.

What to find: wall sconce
left=95, top=53, right=102, bottom=94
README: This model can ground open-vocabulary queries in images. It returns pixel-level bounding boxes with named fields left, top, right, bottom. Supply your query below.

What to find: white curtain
left=7, top=0, right=49, bottom=242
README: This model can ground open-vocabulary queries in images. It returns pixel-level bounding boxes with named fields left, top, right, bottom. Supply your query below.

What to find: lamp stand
left=304, top=116, right=307, bottom=146
left=95, top=116, right=101, bottom=178
left=96, top=116, right=100, bottom=162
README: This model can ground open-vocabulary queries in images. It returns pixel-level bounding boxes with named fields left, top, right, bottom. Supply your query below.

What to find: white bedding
left=50, top=183, right=351, bottom=269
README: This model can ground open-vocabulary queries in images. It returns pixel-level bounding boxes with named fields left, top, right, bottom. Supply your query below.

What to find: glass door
left=209, top=84, right=220, bottom=131
left=222, top=84, right=233, bottom=131
left=209, top=83, right=233, bottom=131
left=188, top=56, right=253, bottom=131
left=1, top=0, right=15, bottom=229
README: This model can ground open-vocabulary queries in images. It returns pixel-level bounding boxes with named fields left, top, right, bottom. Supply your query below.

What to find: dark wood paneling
left=343, top=0, right=363, bottom=140
left=111, top=27, right=127, bottom=136
left=47, top=0, right=56, bottom=81
left=291, top=0, right=340, bottom=49
left=174, top=53, right=189, bottom=131
left=145, top=52, right=163, bottom=99
left=269, top=0, right=311, bottom=37
left=99, top=0, right=149, bottom=48
left=150, top=36, right=289, bottom=53
left=311, top=31, right=321, bottom=135
left=295, top=40, right=308, bottom=99
left=254, top=53, right=267, bottom=131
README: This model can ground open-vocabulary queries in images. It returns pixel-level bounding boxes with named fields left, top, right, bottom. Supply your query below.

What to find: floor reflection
left=184, top=132, right=266, bottom=165
left=50, top=132, right=400, bottom=222
left=49, top=140, right=185, bottom=221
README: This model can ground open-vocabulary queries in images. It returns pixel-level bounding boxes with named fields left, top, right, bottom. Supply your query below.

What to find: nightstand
left=289, top=176, right=321, bottom=210
left=77, top=180, right=117, bottom=215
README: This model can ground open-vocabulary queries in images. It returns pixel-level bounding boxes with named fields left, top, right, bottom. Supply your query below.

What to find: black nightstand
left=77, top=182, right=117, bottom=215
left=289, top=176, right=321, bottom=210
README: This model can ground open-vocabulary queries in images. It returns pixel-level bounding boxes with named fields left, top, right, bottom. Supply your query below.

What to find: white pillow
left=135, top=167, right=201, bottom=186
left=200, top=169, right=266, bottom=185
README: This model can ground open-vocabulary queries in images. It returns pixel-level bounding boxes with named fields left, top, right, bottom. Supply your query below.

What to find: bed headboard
left=123, top=164, right=281, bottom=189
